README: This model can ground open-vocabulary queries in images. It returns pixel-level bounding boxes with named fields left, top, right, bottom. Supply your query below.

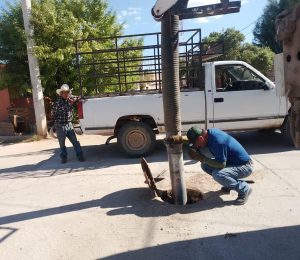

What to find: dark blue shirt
left=207, top=128, right=250, bottom=166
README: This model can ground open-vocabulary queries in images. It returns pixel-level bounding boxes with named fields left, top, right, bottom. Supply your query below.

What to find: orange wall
left=0, top=88, right=10, bottom=121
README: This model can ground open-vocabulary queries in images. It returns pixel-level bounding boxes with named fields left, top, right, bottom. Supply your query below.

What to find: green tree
left=204, top=28, right=245, bottom=60
left=0, top=0, right=123, bottom=98
left=32, top=0, right=123, bottom=97
left=237, top=43, right=274, bottom=75
left=0, top=2, right=30, bottom=97
left=253, top=0, right=299, bottom=53
left=203, top=28, right=274, bottom=75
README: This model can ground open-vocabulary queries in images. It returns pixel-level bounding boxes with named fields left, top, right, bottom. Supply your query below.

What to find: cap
left=187, top=126, right=203, bottom=144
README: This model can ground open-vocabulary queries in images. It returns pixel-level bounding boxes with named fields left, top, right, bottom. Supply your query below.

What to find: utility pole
left=152, top=0, right=241, bottom=205
left=161, top=11, right=187, bottom=205
left=21, top=0, right=47, bottom=137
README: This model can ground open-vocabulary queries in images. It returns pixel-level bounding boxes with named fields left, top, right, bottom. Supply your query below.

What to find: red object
left=0, top=88, right=10, bottom=121
left=77, top=100, right=83, bottom=119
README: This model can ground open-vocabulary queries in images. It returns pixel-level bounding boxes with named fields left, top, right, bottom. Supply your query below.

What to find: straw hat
left=56, top=84, right=72, bottom=95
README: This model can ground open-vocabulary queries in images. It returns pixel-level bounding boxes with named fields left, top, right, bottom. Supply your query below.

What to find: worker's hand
left=164, top=135, right=183, bottom=145
left=188, top=148, right=205, bottom=162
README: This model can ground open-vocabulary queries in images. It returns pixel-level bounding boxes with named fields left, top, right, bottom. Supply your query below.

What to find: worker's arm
left=188, top=148, right=226, bottom=169
left=164, top=135, right=189, bottom=144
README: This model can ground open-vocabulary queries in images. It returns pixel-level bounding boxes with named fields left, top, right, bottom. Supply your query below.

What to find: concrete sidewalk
left=0, top=131, right=299, bottom=259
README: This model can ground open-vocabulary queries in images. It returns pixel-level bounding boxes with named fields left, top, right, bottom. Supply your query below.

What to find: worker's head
left=187, top=126, right=207, bottom=148
left=56, top=84, right=71, bottom=99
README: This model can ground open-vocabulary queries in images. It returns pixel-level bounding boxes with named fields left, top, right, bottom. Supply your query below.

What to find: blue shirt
left=207, top=128, right=250, bottom=166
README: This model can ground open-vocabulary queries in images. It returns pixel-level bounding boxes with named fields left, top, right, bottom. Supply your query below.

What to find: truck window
left=180, top=66, right=205, bottom=91
left=215, top=65, right=265, bottom=92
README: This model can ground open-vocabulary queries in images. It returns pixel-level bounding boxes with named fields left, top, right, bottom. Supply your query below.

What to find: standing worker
left=52, top=84, right=85, bottom=163
left=165, top=127, right=254, bottom=205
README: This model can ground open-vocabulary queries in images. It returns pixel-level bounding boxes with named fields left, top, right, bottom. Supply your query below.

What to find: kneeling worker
left=166, top=127, right=254, bottom=205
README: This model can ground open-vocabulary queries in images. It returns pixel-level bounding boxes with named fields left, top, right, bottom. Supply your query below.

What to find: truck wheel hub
left=127, top=130, right=146, bottom=150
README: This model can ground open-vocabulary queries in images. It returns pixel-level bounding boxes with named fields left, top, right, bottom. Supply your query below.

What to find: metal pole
left=21, top=0, right=47, bottom=137
left=161, top=11, right=187, bottom=205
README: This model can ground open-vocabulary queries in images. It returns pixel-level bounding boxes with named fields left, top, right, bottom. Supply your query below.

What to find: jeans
left=55, top=122, right=83, bottom=159
left=201, top=162, right=253, bottom=195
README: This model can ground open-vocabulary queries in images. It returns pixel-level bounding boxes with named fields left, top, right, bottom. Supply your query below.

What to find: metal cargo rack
left=75, top=29, right=224, bottom=97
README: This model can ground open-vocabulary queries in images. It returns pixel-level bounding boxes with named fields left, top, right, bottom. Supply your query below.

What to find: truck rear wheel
left=118, top=122, right=156, bottom=157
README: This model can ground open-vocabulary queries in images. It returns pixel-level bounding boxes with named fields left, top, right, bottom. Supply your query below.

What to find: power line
left=239, top=19, right=258, bottom=32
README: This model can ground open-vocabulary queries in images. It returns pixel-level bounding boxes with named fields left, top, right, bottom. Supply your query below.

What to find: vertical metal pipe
left=157, top=33, right=162, bottom=92
left=75, top=41, right=83, bottom=97
left=115, top=38, right=122, bottom=93
left=161, top=12, right=187, bottom=205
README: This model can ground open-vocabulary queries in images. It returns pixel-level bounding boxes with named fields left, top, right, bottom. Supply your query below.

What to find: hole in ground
left=159, top=188, right=204, bottom=205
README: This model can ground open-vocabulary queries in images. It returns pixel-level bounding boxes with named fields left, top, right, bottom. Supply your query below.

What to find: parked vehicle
left=76, top=29, right=290, bottom=156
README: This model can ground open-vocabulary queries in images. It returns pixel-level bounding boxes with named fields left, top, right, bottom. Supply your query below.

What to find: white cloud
left=128, top=7, right=142, bottom=11
left=241, top=0, right=249, bottom=6
left=212, top=15, right=223, bottom=19
left=118, top=7, right=143, bottom=25
left=195, top=17, right=210, bottom=23
left=119, top=7, right=142, bottom=19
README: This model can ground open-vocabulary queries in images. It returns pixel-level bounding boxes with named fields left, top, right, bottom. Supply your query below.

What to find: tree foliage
left=0, top=2, right=30, bottom=97
left=253, top=0, right=299, bottom=53
left=203, top=28, right=274, bottom=75
left=0, top=0, right=124, bottom=98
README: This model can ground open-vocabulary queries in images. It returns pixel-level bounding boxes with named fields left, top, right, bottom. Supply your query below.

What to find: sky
left=107, top=0, right=269, bottom=43
left=0, top=0, right=269, bottom=43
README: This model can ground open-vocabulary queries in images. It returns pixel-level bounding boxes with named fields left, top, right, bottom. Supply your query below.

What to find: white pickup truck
left=77, top=60, right=290, bottom=156
left=76, top=31, right=290, bottom=156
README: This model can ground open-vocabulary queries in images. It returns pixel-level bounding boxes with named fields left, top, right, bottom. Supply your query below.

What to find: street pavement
left=0, top=131, right=299, bottom=260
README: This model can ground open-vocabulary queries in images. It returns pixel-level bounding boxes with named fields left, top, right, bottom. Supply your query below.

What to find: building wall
left=0, top=88, right=10, bottom=121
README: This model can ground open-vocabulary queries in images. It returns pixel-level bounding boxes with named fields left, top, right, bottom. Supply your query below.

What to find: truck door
left=180, top=66, right=207, bottom=132
left=211, top=63, right=280, bottom=130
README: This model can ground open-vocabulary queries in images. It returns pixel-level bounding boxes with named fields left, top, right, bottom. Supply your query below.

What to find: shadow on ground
left=0, top=130, right=295, bottom=179
left=100, top=225, right=300, bottom=260
left=0, top=187, right=299, bottom=259
left=0, top=187, right=231, bottom=227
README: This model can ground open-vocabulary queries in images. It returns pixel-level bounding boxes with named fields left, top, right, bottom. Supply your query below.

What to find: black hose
left=161, top=12, right=181, bottom=137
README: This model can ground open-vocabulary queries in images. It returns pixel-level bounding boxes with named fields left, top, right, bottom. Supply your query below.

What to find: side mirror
left=262, top=84, right=269, bottom=90
left=263, top=81, right=274, bottom=90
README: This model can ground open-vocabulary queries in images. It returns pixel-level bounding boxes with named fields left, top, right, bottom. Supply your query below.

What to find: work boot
left=61, top=157, right=67, bottom=164
left=235, top=187, right=252, bottom=205
left=220, top=186, right=231, bottom=194
left=78, top=155, right=85, bottom=162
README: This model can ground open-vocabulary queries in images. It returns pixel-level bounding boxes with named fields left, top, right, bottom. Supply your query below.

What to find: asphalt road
left=0, top=131, right=299, bottom=260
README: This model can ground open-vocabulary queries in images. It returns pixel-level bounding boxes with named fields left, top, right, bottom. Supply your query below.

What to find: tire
left=281, top=115, right=293, bottom=145
left=118, top=121, right=156, bottom=157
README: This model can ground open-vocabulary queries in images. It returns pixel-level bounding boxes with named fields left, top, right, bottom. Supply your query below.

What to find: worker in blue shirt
left=166, top=127, right=253, bottom=205
left=187, top=127, right=253, bottom=205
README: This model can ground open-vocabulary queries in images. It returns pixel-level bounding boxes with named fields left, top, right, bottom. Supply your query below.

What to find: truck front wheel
left=118, top=122, right=156, bottom=157
left=281, top=115, right=294, bottom=145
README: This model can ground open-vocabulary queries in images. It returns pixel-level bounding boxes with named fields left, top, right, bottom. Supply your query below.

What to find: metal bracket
left=152, top=0, right=241, bottom=21
left=176, top=1, right=241, bottom=20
